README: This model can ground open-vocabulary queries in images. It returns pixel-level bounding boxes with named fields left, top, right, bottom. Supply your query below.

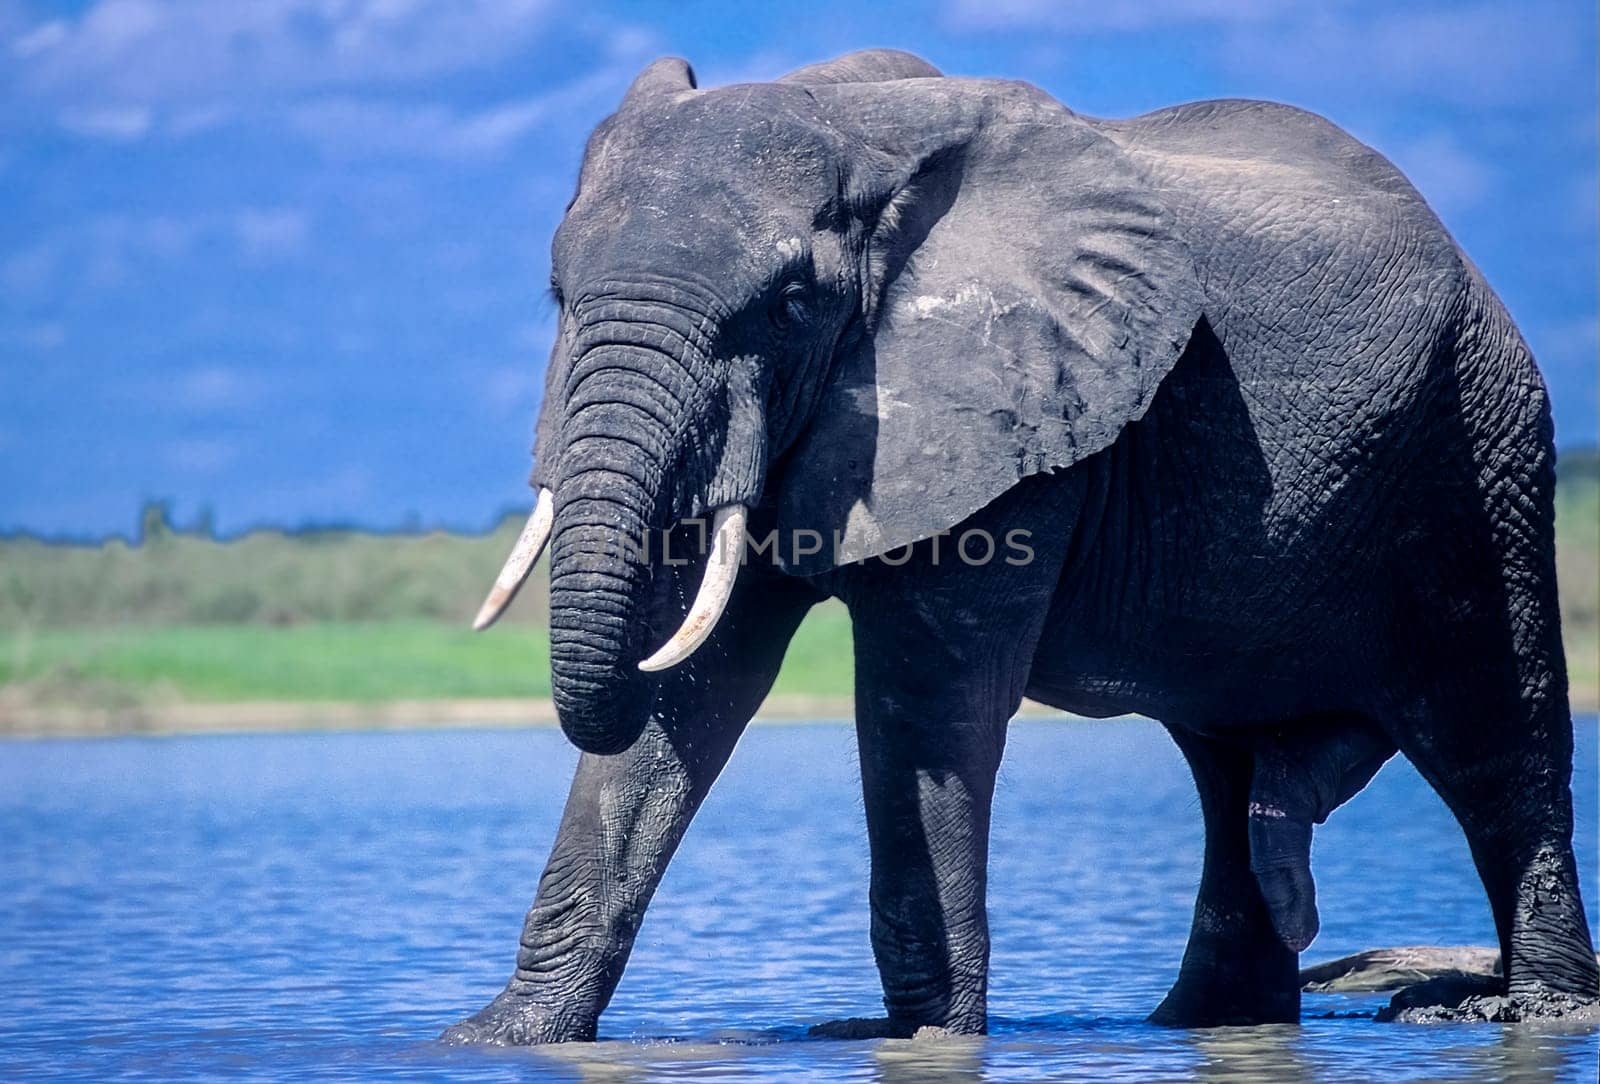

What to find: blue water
left=2, top=719, right=1595, bottom=1081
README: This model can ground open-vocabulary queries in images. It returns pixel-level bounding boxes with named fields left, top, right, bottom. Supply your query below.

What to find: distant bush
left=0, top=513, right=548, bottom=630
left=1557, top=448, right=1599, bottom=688
left=0, top=450, right=1594, bottom=673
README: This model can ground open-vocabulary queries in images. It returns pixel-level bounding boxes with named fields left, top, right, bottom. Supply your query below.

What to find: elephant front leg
left=441, top=724, right=710, bottom=1044
left=812, top=696, right=1005, bottom=1039
left=814, top=501, right=1070, bottom=1038
left=442, top=572, right=820, bottom=1045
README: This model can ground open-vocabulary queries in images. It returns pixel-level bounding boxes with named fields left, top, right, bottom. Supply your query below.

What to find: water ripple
left=1, top=720, right=1594, bottom=1081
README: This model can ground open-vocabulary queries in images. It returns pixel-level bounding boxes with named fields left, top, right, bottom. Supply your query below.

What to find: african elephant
left=442, top=50, right=1597, bottom=1043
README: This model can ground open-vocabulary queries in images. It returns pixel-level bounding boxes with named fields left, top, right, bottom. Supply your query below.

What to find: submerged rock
left=1300, top=946, right=1502, bottom=993
left=1302, top=946, right=1600, bottom=1023
left=1379, top=989, right=1600, bottom=1024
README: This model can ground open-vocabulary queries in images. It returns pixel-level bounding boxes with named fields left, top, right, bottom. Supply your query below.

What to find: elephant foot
left=1152, top=965, right=1299, bottom=1029
left=809, top=1017, right=975, bottom=1040
left=1151, top=945, right=1300, bottom=1028
left=1149, top=985, right=1300, bottom=1029
left=440, top=989, right=597, bottom=1046
left=1377, top=976, right=1600, bottom=1024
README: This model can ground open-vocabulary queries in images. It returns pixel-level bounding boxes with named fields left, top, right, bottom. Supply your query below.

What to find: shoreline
left=0, top=695, right=1074, bottom=739
left=3, top=692, right=1596, bottom=740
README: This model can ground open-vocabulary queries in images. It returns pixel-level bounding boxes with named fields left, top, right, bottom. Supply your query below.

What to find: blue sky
left=2, top=0, right=1595, bottom=538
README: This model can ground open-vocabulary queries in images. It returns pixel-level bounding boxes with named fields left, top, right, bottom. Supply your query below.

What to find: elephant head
left=476, top=49, right=1205, bottom=754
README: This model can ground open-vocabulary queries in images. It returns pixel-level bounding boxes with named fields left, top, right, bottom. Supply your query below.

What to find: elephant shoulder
left=1096, top=99, right=1471, bottom=315
left=1100, top=99, right=1436, bottom=223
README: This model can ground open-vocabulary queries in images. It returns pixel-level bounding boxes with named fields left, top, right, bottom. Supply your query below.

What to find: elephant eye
left=769, top=281, right=807, bottom=332
left=548, top=279, right=565, bottom=309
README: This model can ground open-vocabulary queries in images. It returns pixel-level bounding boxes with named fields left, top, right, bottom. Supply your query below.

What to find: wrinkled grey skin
left=442, top=51, right=1598, bottom=1043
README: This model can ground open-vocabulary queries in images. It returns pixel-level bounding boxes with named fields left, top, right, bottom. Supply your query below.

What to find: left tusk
left=472, top=488, right=554, bottom=631
left=638, top=504, right=746, bottom=672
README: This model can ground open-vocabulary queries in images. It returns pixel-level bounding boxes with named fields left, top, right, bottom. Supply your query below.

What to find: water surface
left=2, top=719, right=1596, bottom=1081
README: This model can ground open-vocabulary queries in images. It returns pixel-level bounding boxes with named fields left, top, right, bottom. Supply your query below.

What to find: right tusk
left=638, top=504, right=746, bottom=672
left=472, top=488, right=554, bottom=631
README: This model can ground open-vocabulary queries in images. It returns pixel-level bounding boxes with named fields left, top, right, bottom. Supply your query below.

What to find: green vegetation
left=0, top=504, right=856, bottom=713
left=0, top=504, right=547, bottom=630
left=0, top=610, right=855, bottom=706
left=2, top=449, right=1595, bottom=715
left=1557, top=448, right=1599, bottom=700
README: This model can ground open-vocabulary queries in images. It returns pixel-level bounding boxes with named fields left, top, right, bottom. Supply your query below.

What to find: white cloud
left=233, top=208, right=308, bottom=262
left=0, top=206, right=312, bottom=301
left=944, top=0, right=1302, bottom=32
left=171, top=365, right=268, bottom=412
left=1, top=321, right=67, bottom=350
left=1384, top=131, right=1496, bottom=216
left=11, top=0, right=555, bottom=104
left=479, top=363, right=539, bottom=420
left=1219, top=2, right=1589, bottom=108
left=88, top=213, right=204, bottom=264
left=167, top=103, right=232, bottom=137
left=1, top=241, right=61, bottom=295
left=1537, top=315, right=1599, bottom=361
left=58, top=104, right=153, bottom=141
left=288, top=97, right=543, bottom=160
left=164, top=436, right=239, bottom=475
left=699, top=49, right=809, bottom=87
left=942, top=0, right=1589, bottom=109
left=25, top=322, right=65, bottom=349
left=5, top=1, right=657, bottom=157
left=286, top=65, right=637, bottom=160
left=511, top=319, right=555, bottom=351
left=263, top=463, right=376, bottom=516
left=11, top=17, right=66, bottom=57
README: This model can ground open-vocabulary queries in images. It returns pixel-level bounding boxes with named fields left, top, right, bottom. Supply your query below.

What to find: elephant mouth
left=473, top=490, right=748, bottom=674
left=634, top=503, right=746, bottom=671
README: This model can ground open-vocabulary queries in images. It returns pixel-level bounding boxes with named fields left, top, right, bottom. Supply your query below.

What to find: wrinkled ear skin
left=778, top=48, right=942, bottom=85
left=528, top=333, right=566, bottom=492
left=698, top=354, right=769, bottom=513
left=622, top=56, right=697, bottom=102
left=771, top=79, right=1206, bottom=573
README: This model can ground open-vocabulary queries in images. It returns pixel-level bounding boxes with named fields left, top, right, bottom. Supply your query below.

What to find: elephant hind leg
left=1381, top=524, right=1598, bottom=1014
left=1154, top=716, right=1394, bottom=1027
left=1382, top=680, right=1598, bottom=1018
left=1150, top=727, right=1302, bottom=1028
left=1381, top=285, right=1598, bottom=1017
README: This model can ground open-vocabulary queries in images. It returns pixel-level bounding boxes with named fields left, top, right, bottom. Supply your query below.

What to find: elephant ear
left=528, top=324, right=574, bottom=491
left=778, top=48, right=941, bottom=85
left=771, top=78, right=1205, bottom=573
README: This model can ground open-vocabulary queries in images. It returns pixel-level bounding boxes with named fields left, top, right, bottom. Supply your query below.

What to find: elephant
left=442, top=49, right=1598, bottom=1043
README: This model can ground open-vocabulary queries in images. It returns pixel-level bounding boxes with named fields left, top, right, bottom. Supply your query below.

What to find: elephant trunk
left=476, top=281, right=770, bottom=754
left=546, top=346, right=680, bottom=755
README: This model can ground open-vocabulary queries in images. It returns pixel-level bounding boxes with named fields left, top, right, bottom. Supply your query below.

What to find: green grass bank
left=3, top=448, right=1596, bottom=726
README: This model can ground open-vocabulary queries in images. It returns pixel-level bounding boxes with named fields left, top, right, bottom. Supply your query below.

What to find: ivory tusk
left=638, top=504, right=746, bottom=672
left=472, top=488, right=554, bottom=631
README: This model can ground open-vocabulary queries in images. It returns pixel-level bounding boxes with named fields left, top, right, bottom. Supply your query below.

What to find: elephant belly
left=1023, top=632, right=1363, bottom=731
left=1022, top=392, right=1406, bottom=728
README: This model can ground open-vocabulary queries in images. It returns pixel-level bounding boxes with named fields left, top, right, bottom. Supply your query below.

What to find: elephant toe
left=809, top=1017, right=918, bottom=1040
left=439, top=992, right=595, bottom=1046
left=1378, top=977, right=1600, bottom=1024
